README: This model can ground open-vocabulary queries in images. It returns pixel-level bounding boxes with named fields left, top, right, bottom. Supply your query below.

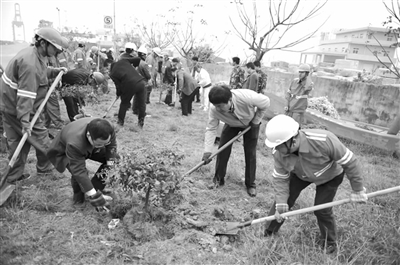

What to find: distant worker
left=254, top=60, right=268, bottom=94
left=229, top=56, right=245, bottom=89
left=263, top=114, right=367, bottom=254
left=110, top=57, right=147, bottom=128
left=0, top=27, right=67, bottom=183
left=146, top=47, right=163, bottom=88
left=242, top=62, right=259, bottom=92
left=133, top=46, right=152, bottom=114
left=73, top=43, right=86, bottom=69
left=194, top=63, right=212, bottom=111
left=119, top=42, right=137, bottom=60
left=284, top=63, right=314, bottom=127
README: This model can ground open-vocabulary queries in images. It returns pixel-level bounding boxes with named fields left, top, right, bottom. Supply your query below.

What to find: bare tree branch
left=229, top=0, right=328, bottom=61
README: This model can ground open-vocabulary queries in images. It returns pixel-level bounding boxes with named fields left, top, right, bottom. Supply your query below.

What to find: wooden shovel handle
left=181, top=126, right=251, bottom=179
left=245, top=185, right=400, bottom=228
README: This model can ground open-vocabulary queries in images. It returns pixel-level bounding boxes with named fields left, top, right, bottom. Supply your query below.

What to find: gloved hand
left=20, top=114, right=31, bottom=137
left=350, top=187, right=368, bottom=203
left=57, top=67, right=68, bottom=73
left=250, top=122, right=260, bottom=139
left=88, top=191, right=109, bottom=211
left=202, top=152, right=212, bottom=165
left=275, top=203, right=289, bottom=223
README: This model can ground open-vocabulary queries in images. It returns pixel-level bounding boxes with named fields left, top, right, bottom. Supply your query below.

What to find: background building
left=300, top=27, right=398, bottom=72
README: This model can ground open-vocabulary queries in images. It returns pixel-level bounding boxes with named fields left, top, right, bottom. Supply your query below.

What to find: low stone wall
left=203, top=63, right=400, bottom=127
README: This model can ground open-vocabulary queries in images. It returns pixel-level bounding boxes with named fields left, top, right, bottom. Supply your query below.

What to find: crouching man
left=47, top=118, right=117, bottom=211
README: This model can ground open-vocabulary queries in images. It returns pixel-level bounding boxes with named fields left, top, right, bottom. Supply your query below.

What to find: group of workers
left=0, top=27, right=388, bottom=256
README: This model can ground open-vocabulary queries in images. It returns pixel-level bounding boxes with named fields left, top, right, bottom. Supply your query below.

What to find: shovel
left=216, top=185, right=400, bottom=236
left=0, top=70, right=65, bottom=206
left=180, top=126, right=251, bottom=181
left=102, top=96, right=119, bottom=118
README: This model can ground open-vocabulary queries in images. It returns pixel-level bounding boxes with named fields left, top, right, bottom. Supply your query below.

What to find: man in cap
left=146, top=47, right=163, bottom=88
left=263, top=114, right=367, bottom=253
left=285, top=64, right=314, bottom=126
left=201, top=85, right=270, bottom=197
left=0, top=27, right=67, bottom=183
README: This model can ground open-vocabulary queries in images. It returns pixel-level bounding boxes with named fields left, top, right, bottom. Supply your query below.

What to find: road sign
left=104, top=15, right=113, bottom=29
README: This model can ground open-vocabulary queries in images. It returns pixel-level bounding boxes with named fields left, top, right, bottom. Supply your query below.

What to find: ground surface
left=0, top=78, right=399, bottom=265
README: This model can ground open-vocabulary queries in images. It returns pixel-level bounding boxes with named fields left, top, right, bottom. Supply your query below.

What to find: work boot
left=138, top=118, right=145, bottom=128
left=247, top=187, right=256, bottom=197
left=73, top=190, right=85, bottom=204
left=8, top=173, right=31, bottom=184
left=213, top=175, right=224, bottom=187
left=316, top=238, right=337, bottom=254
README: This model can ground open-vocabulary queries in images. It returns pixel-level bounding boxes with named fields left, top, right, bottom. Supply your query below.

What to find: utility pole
left=56, top=7, right=61, bottom=32
left=113, top=0, right=116, bottom=38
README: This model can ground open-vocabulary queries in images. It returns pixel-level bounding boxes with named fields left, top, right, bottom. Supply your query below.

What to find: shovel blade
left=215, top=222, right=241, bottom=236
left=0, top=183, right=15, bottom=206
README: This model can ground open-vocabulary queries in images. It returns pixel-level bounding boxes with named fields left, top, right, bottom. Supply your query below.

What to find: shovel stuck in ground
left=0, top=71, right=65, bottom=206
left=102, top=96, right=119, bottom=118
left=216, top=185, right=400, bottom=236
left=180, top=126, right=251, bottom=181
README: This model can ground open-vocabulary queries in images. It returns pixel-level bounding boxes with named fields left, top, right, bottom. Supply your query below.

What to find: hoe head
left=215, top=222, right=241, bottom=236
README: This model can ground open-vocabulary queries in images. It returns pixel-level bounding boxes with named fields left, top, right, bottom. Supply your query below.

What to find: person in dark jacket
left=172, top=64, right=199, bottom=116
left=132, top=46, right=152, bottom=114
left=47, top=118, right=116, bottom=209
left=110, top=57, right=147, bottom=128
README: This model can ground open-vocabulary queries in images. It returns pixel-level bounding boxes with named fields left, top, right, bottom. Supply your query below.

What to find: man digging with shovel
left=263, top=114, right=367, bottom=254
left=0, top=27, right=67, bottom=187
left=201, top=85, right=270, bottom=197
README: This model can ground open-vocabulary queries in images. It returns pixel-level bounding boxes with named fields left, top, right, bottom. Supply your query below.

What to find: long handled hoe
left=216, top=185, right=400, bottom=236
left=0, top=71, right=65, bottom=206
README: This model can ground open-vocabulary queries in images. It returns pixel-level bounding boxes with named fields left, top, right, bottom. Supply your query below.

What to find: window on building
left=383, top=51, right=389, bottom=57
left=352, top=34, right=355, bottom=38
left=334, top=48, right=338, bottom=52
left=387, top=37, right=393, bottom=41
left=328, top=48, right=331, bottom=51
left=359, top=34, right=363, bottom=39
left=352, top=48, right=359, bottom=54
left=342, top=47, right=345, bottom=52
left=368, top=34, right=372, bottom=39
left=344, top=35, right=347, bottom=38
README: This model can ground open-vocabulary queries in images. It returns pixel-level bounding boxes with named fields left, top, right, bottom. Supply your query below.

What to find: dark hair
left=125, top=48, right=133, bottom=53
left=245, top=62, right=255, bottom=70
left=78, top=43, right=84, bottom=48
left=87, top=119, right=114, bottom=140
left=172, top=58, right=180, bottom=63
left=192, top=56, right=199, bottom=62
left=232, top=57, right=240, bottom=65
left=253, top=60, right=261, bottom=67
left=209, top=85, right=232, bottom=104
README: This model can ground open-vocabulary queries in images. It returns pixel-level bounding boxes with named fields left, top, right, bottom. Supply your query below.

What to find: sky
left=0, top=0, right=393, bottom=64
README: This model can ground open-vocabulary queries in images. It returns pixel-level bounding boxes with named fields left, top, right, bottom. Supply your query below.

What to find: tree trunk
left=144, top=185, right=152, bottom=212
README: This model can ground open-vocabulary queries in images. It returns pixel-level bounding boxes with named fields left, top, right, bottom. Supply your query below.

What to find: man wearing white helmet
left=132, top=46, right=152, bottom=113
left=119, top=42, right=137, bottom=60
left=263, top=114, right=367, bottom=253
left=0, top=27, right=67, bottom=182
left=146, top=47, right=163, bottom=88
left=284, top=63, right=314, bottom=126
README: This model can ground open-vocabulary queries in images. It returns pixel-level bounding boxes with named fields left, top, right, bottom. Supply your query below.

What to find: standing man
left=110, top=57, right=147, bottom=128
left=146, top=47, right=163, bottom=88
left=201, top=85, right=270, bottom=197
left=254, top=60, right=268, bottom=94
left=191, top=56, right=201, bottom=103
left=263, top=114, right=367, bottom=253
left=132, top=46, right=152, bottom=114
left=194, top=63, right=212, bottom=111
left=285, top=64, right=314, bottom=127
left=47, top=118, right=116, bottom=209
left=242, top=62, right=259, bottom=92
left=172, top=61, right=199, bottom=116
left=0, top=27, right=67, bottom=182
left=229, top=57, right=245, bottom=90
left=73, top=43, right=86, bottom=69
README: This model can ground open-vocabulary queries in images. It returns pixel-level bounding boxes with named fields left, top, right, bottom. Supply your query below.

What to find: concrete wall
left=203, top=63, right=400, bottom=127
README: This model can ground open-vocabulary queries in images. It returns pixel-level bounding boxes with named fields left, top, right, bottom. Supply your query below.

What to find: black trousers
left=180, top=87, right=199, bottom=116
left=63, top=96, right=80, bottom=121
left=214, top=123, right=259, bottom=188
left=70, top=147, right=109, bottom=193
left=118, top=81, right=147, bottom=125
left=264, top=172, right=345, bottom=244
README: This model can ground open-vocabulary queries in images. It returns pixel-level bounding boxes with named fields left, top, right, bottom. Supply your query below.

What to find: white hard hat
left=108, top=48, right=114, bottom=52
left=264, top=114, right=299, bottom=148
left=153, top=47, right=162, bottom=56
left=100, top=47, right=107, bottom=52
left=298, top=64, right=311, bottom=72
left=125, top=42, right=137, bottom=50
left=137, top=45, right=147, bottom=54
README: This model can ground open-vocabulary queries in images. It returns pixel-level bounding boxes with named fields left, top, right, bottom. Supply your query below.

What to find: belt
left=203, top=83, right=212, bottom=88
